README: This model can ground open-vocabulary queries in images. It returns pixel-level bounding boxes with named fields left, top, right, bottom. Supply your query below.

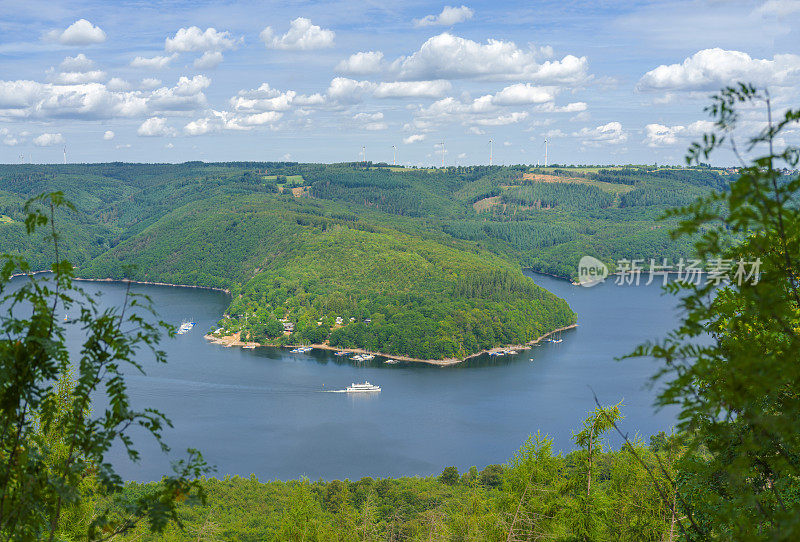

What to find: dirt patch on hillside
left=522, top=173, right=563, bottom=183
left=473, top=196, right=501, bottom=212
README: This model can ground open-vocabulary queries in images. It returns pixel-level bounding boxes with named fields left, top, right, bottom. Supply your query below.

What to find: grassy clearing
left=473, top=196, right=501, bottom=212
left=518, top=174, right=634, bottom=196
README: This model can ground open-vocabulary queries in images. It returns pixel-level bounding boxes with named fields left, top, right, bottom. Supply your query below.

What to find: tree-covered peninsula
left=79, top=194, right=575, bottom=360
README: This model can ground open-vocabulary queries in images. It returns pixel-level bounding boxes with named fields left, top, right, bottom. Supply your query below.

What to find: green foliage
left=76, top=194, right=574, bottom=360
left=100, top=406, right=676, bottom=541
left=0, top=160, right=731, bottom=286
left=0, top=193, right=210, bottom=541
left=632, top=84, right=800, bottom=539
left=439, top=467, right=459, bottom=486
left=502, top=182, right=616, bottom=210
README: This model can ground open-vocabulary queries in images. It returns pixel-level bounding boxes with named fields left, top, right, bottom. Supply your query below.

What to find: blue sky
left=0, top=0, right=798, bottom=165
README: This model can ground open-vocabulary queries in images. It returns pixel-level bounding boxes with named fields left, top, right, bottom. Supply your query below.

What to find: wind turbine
left=63, top=146, right=67, bottom=165
left=489, top=139, right=493, bottom=166
left=543, top=138, right=549, bottom=168
left=392, top=145, right=397, bottom=166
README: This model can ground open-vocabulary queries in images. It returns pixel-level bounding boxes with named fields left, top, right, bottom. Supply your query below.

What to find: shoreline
left=15, top=271, right=578, bottom=365
left=9, top=270, right=232, bottom=295
left=72, top=277, right=231, bottom=294
left=204, top=322, right=579, bottom=367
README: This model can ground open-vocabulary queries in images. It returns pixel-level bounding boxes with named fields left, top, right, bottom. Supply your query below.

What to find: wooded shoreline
left=14, top=273, right=579, bottom=365
left=205, top=323, right=579, bottom=366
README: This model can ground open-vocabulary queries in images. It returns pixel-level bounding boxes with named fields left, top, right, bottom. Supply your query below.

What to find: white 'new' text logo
left=578, top=256, right=608, bottom=287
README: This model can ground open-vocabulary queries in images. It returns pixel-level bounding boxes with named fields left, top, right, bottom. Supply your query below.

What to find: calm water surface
left=59, top=273, right=681, bottom=481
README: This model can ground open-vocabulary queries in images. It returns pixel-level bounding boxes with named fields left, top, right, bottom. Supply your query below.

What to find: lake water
left=58, top=273, right=682, bottom=482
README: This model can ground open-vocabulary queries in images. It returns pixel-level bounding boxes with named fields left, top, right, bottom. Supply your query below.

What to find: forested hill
left=0, top=161, right=736, bottom=359
left=0, top=161, right=736, bottom=276
left=80, top=194, right=574, bottom=360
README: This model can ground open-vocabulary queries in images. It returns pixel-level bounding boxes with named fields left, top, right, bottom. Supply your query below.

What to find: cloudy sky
left=1, top=0, right=798, bottom=166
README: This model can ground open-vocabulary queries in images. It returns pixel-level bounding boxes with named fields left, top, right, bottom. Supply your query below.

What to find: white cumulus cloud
left=140, top=78, right=162, bottom=89
left=107, top=78, right=130, bottom=91
left=260, top=18, right=335, bottom=50
left=535, top=101, right=587, bottom=113
left=336, top=51, right=384, bottom=75
left=392, top=33, right=588, bottom=83
left=638, top=48, right=800, bottom=91
left=103, top=130, right=115, bottom=140
left=403, top=134, right=426, bottom=144
left=574, top=122, right=627, bottom=146
left=130, top=54, right=177, bottom=69
left=137, top=117, right=176, bottom=137
left=165, top=27, right=239, bottom=53
left=491, top=83, right=557, bottom=105
left=33, top=133, right=64, bottom=146
left=374, top=80, right=452, bottom=98
left=326, top=78, right=451, bottom=102
left=644, top=123, right=684, bottom=147
left=326, top=77, right=374, bottom=102
left=643, top=120, right=716, bottom=147
left=45, top=19, right=106, bottom=45
left=49, top=70, right=106, bottom=85
left=230, top=82, right=324, bottom=113
left=414, top=5, right=474, bottom=27
left=59, top=54, right=95, bottom=72
left=48, top=54, right=105, bottom=85
left=194, top=51, right=224, bottom=69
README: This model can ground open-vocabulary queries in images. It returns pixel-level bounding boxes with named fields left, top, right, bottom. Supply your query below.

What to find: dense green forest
left=0, top=161, right=736, bottom=279
left=92, top=411, right=680, bottom=541
left=0, top=161, right=738, bottom=358
left=80, top=194, right=574, bottom=359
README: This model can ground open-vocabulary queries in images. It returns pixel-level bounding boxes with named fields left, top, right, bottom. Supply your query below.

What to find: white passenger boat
left=345, top=381, right=381, bottom=393
left=176, top=320, right=196, bottom=335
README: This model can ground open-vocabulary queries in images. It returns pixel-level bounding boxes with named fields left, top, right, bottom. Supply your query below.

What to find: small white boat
left=291, top=346, right=313, bottom=353
left=346, top=381, right=381, bottom=393
left=243, top=344, right=256, bottom=349
left=176, top=320, right=196, bottom=335
left=507, top=350, right=518, bottom=355
left=360, top=354, right=375, bottom=361
left=385, top=359, right=400, bottom=364
left=351, top=354, right=365, bottom=361
left=334, top=351, right=348, bottom=356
